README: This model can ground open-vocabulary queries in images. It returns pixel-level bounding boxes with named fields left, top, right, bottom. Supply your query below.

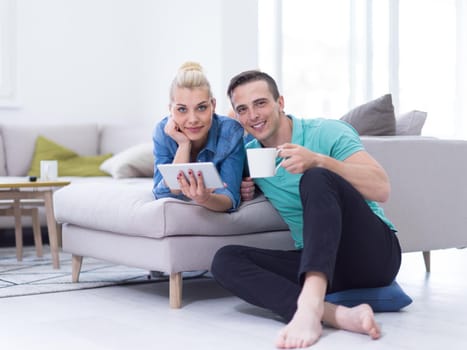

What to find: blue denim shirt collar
left=197, top=114, right=219, bottom=161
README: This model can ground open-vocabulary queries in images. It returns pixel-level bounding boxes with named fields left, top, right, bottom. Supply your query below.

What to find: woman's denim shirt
left=152, top=114, right=245, bottom=211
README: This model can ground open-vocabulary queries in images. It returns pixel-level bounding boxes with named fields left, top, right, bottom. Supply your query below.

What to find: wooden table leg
left=31, top=207, right=43, bottom=257
left=72, top=255, right=83, bottom=282
left=43, top=190, right=60, bottom=269
left=13, top=199, right=23, bottom=261
left=56, top=222, right=63, bottom=248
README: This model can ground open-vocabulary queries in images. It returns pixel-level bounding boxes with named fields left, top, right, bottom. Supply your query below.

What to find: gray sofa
left=56, top=128, right=467, bottom=308
left=2, top=123, right=467, bottom=308
left=0, top=123, right=154, bottom=228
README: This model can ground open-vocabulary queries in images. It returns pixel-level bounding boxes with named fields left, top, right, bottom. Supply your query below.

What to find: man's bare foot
left=331, top=303, right=381, bottom=339
left=275, top=304, right=324, bottom=349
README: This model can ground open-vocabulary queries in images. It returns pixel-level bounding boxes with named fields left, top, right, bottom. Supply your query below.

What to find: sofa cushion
left=99, top=142, right=154, bottom=178
left=27, top=136, right=112, bottom=177
left=325, top=281, right=412, bottom=312
left=54, top=181, right=289, bottom=239
left=340, top=94, right=396, bottom=136
left=2, top=124, right=99, bottom=176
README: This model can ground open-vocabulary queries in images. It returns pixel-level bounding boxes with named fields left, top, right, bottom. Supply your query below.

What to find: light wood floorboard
left=1, top=248, right=466, bottom=349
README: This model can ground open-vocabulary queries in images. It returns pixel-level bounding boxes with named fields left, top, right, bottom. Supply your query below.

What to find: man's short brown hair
left=227, top=70, right=280, bottom=101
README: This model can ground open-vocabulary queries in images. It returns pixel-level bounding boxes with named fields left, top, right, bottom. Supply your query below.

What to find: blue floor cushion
left=324, top=281, right=412, bottom=312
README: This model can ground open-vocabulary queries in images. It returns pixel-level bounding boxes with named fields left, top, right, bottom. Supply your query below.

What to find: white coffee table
left=0, top=179, right=71, bottom=269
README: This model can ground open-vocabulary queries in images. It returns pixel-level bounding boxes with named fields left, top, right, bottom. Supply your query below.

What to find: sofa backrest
left=99, top=123, right=155, bottom=155
left=362, top=135, right=467, bottom=252
left=1, top=124, right=100, bottom=176
left=0, top=132, right=7, bottom=176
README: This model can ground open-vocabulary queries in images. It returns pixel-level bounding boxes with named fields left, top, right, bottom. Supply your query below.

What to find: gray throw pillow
left=395, top=110, right=427, bottom=135
left=340, top=94, right=396, bottom=136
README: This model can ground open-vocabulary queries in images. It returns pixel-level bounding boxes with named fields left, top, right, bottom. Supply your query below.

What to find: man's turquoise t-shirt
left=246, top=116, right=396, bottom=249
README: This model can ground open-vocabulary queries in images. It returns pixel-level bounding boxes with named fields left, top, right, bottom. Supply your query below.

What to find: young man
left=211, top=70, right=401, bottom=349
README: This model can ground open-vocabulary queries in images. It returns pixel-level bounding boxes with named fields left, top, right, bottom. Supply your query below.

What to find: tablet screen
left=157, top=162, right=224, bottom=190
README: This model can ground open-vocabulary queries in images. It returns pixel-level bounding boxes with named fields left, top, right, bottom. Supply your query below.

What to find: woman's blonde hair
left=169, top=61, right=213, bottom=101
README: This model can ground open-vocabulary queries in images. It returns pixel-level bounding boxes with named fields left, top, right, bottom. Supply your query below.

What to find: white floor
left=1, top=248, right=467, bottom=350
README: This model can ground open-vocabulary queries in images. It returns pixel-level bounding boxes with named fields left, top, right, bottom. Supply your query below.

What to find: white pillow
left=99, top=142, right=154, bottom=178
left=395, top=110, right=428, bottom=135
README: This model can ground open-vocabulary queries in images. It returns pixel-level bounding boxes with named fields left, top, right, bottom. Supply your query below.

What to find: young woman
left=152, top=62, right=245, bottom=212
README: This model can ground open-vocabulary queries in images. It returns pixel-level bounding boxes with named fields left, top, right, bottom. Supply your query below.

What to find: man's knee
left=301, top=167, right=333, bottom=183
left=211, top=245, right=243, bottom=281
left=299, top=168, right=336, bottom=192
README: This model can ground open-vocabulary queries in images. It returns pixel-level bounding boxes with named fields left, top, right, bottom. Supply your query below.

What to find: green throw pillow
left=28, top=136, right=112, bottom=177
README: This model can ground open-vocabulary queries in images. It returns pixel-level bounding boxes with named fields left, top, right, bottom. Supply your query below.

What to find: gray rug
left=0, top=245, right=164, bottom=298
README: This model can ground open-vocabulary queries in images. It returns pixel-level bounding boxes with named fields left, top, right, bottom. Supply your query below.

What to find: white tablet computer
left=157, top=162, right=224, bottom=190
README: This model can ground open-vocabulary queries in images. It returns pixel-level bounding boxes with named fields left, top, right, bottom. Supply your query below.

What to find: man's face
left=230, top=80, right=283, bottom=145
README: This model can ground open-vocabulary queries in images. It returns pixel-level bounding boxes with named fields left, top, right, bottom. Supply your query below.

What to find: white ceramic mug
left=40, top=160, right=58, bottom=181
left=247, top=148, right=281, bottom=178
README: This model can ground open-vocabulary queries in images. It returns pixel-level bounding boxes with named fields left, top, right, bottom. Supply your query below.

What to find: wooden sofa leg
left=71, top=255, right=83, bottom=282
left=169, top=272, right=183, bottom=309
left=423, top=251, right=430, bottom=273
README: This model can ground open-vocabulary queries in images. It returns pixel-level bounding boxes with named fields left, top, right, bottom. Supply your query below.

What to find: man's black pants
left=211, top=168, right=401, bottom=322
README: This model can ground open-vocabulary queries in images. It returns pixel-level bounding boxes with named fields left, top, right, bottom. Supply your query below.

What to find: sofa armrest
left=362, top=136, right=467, bottom=252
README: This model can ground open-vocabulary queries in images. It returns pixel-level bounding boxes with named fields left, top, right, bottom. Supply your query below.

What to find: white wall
left=0, top=0, right=258, bottom=125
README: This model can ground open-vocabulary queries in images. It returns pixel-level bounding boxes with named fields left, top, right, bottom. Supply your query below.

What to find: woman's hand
left=164, top=117, right=190, bottom=145
left=177, top=169, right=214, bottom=204
left=240, top=177, right=256, bottom=201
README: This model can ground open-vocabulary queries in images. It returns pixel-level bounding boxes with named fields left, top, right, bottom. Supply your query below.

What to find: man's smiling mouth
left=251, top=121, right=266, bottom=130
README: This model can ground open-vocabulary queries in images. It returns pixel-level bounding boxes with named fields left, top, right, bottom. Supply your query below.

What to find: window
left=0, top=0, right=17, bottom=107
left=398, top=0, right=457, bottom=137
left=259, top=0, right=467, bottom=139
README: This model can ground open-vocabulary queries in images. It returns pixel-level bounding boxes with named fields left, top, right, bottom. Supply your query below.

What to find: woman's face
left=169, top=87, right=215, bottom=146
